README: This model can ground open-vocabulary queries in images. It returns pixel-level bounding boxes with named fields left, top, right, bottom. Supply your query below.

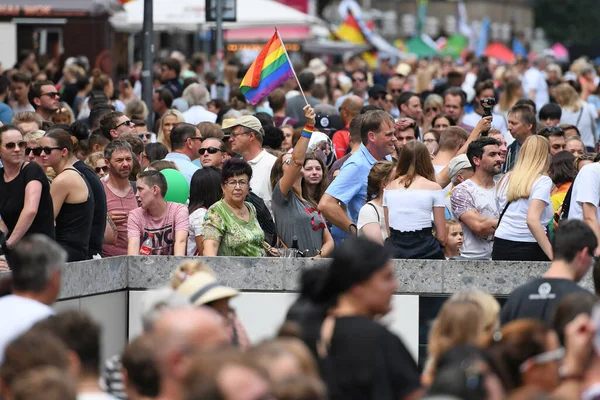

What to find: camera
left=480, top=97, right=496, bottom=117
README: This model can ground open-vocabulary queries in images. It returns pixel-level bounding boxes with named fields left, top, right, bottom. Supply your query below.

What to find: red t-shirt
left=332, top=125, right=351, bottom=159
left=127, top=202, right=189, bottom=255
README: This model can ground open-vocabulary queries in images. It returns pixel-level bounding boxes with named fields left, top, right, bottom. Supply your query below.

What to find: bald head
left=340, top=95, right=364, bottom=125
left=154, top=307, right=230, bottom=361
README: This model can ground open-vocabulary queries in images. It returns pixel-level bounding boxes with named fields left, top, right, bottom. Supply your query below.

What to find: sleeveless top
left=55, top=168, right=95, bottom=262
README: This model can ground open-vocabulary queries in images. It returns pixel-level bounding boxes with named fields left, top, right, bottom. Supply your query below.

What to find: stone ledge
left=53, top=256, right=593, bottom=300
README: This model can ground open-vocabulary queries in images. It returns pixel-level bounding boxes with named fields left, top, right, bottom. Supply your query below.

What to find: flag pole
left=275, top=26, right=309, bottom=106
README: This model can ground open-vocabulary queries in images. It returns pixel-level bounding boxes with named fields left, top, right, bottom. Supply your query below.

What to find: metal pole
left=215, top=0, right=225, bottom=100
left=142, top=0, right=154, bottom=129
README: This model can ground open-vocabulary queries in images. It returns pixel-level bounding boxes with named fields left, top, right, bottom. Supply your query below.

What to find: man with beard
left=450, top=137, right=503, bottom=260
left=28, top=80, right=59, bottom=121
left=102, top=140, right=138, bottom=257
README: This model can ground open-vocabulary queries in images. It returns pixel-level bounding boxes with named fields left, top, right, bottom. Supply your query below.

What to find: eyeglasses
left=224, top=179, right=249, bottom=188
left=230, top=131, right=251, bottom=139
left=372, top=95, right=386, bottom=101
left=423, top=138, right=438, bottom=144
left=95, top=165, right=109, bottom=173
left=40, top=146, right=64, bottom=155
left=4, top=141, right=26, bottom=150
left=25, top=147, right=43, bottom=156
left=40, top=92, right=60, bottom=99
left=424, top=107, right=439, bottom=113
left=519, top=347, right=565, bottom=373
left=199, top=147, right=222, bottom=155
left=114, top=120, right=134, bottom=129
left=352, top=77, right=366, bottom=83
left=138, top=133, right=152, bottom=140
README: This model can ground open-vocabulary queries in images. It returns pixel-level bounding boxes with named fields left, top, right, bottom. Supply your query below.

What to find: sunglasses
left=4, top=141, right=26, bottom=150
left=95, top=165, right=109, bottom=173
left=40, top=146, right=64, bottom=155
left=519, top=347, right=565, bottom=372
left=40, top=92, right=60, bottom=98
left=544, top=126, right=564, bottom=134
left=372, top=95, right=386, bottom=101
left=138, top=133, right=153, bottom=140
left=25, top=147, right=43, bottom=156
left=390, top=88, right=402, bottom=94
left=198, top=147, right=222, bottom=155
left=352, top=77, right=366, bottom=83
left=424, top=107, right=439, bottom=113
left=114, top=120, right=134, bottom=129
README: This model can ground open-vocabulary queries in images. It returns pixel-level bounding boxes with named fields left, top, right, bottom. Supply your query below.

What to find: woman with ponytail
left=40, top=129, right=94, bottom=261
left=290, top=237, right=422, bottom=400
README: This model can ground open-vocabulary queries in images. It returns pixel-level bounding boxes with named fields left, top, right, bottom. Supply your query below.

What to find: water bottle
left=139, top=233, right=154, bottom=255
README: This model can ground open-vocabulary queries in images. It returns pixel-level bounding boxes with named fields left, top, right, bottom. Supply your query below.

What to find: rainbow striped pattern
left=240, top=32, right=294, bottom=106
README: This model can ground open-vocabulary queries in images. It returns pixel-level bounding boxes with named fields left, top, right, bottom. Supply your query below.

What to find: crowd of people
left=2, top=51, right=600, bottom=262
left=0, top=50, right=598, bottom=262
left=1, top=44, right=600, bottom=399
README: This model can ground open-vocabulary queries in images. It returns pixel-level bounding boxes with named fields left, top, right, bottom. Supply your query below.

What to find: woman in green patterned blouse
left=202, top=158, right=266, bottom=257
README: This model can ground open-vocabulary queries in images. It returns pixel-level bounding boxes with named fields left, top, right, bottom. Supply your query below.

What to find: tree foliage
left=534, top=0, right=600, bottom=45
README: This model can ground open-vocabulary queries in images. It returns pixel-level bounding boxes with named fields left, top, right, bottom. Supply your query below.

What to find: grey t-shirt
left=271, top=181, right=326, bottom=257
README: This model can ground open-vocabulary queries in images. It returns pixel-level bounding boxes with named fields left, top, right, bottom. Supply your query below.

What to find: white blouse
left=383, top=189, right=445, bottom=232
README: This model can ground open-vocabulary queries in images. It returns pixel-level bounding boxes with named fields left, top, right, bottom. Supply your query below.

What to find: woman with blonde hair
left=494, top=77, right=523, bottom=125
left=555, top=83, right=597, bottom=151
left=171, top=261, right=250, bottom=349
left=384, top=141, right=446, bottom=259
left=450, top=289, right=500, bottom=337
left=422, top=299, right=484, bottom=386
left=357, top=161, right=393, bottom=244
left=493, top=135, right=553, bottom=261
left=423, top=94, right=444, bottom=130
left=156, top=109, right=184, bottom=151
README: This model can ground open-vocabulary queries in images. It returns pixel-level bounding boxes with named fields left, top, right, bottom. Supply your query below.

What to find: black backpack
left=556, top=184, right=575, bottom=224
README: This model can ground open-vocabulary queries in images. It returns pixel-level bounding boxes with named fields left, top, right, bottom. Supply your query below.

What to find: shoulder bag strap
left=367, top=202, right=380, bottom=223
left=498, top=201, right=511, bottom=226
left=576, top=107, right=584, bottom=126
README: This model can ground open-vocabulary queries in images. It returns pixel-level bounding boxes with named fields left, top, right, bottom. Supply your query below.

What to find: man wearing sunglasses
left=500, top=220, right=597, bottom=326
left=99, top=112, right=136, bottom=141
left=335, top=70, right=369, bottom=110
left=28, top=80, right=59, bottom=121
left=198, top=138, right=227, bottom=169
left=367, top=85, right=388, bottom=110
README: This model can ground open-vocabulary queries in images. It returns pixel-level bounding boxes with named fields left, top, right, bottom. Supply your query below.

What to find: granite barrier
left=57, top=256, right=593, bottom=300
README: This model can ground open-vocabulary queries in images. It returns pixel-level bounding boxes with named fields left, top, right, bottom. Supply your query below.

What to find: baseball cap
left=395, top=63, right=412, bottom=77
left=222, top=115, right=264, bottom=138
left=368, top=84, right=388, bottom=98
left=448, top=154, right=473, bottom=186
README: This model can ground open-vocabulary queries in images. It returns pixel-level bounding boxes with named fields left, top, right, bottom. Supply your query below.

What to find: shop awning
left=0, top=0, right=120, bottom=17
left=224, top=26, right=309, bottom=42
left=109, top=0, right=322, bottom=32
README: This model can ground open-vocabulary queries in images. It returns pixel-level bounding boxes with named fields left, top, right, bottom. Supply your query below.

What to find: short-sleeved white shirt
left=247, top=150, right=277, bottom=214
left=495, top=175, right=553, bottom=242
left=569, top=162, right=600, bottom=221
left=357, top=201, right=388, bottom=242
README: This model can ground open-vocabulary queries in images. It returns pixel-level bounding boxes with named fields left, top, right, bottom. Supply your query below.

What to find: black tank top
left=55, top=168, right=95, bottom=262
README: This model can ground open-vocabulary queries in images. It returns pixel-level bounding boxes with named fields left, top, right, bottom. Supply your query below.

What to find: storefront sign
left=0, top=4, right=87, bottom=17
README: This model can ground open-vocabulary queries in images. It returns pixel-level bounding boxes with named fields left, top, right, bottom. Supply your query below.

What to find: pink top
left=127, top=202, right=190, bottom=255
left=102, top=181, right=138, bottom=258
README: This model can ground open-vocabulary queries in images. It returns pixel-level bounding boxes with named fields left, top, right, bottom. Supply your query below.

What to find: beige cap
left=448, top=154, right=473, bottom=186
left=222, top=115, right=264, bottom=138
left=308, top=58, right=327, bottom=76
left=175, top=271, right=239, bottom=306
left=395, top=63, right=412, bottom=77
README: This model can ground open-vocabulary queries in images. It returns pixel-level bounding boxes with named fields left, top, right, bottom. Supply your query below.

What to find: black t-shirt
left=73, top=160, right=107, bottom=257
left=500, top=278, right=590, bottom=326
left=0, top=162, right=55, bottom=239
left=302, top=315, right=421, bottom=400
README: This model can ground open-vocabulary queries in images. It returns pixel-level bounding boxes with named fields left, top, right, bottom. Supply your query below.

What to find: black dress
left=55, top=168, right=94, bottom=262
left=301, top=315, right=421, bottom=400
left=0, top=162, right=55, bottom=239
left=74, top=160, right=107, bottom=258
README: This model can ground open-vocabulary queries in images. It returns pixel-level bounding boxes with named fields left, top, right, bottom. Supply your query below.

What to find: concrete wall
left=53, top=255, right=591, bottom=363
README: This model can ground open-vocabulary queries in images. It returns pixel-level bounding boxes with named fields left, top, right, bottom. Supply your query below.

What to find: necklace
left=224, top=199, right=245, bottom=218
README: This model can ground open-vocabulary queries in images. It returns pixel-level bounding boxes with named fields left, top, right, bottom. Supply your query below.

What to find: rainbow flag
left=240, top=32, right=294, bottom=106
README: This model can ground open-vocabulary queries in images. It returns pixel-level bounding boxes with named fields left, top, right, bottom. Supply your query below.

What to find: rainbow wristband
left=301, top=124, right=315, bottom=139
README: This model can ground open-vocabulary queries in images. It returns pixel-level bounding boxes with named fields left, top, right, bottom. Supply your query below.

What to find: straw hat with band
left=175, top=271, right=239, bottom=306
